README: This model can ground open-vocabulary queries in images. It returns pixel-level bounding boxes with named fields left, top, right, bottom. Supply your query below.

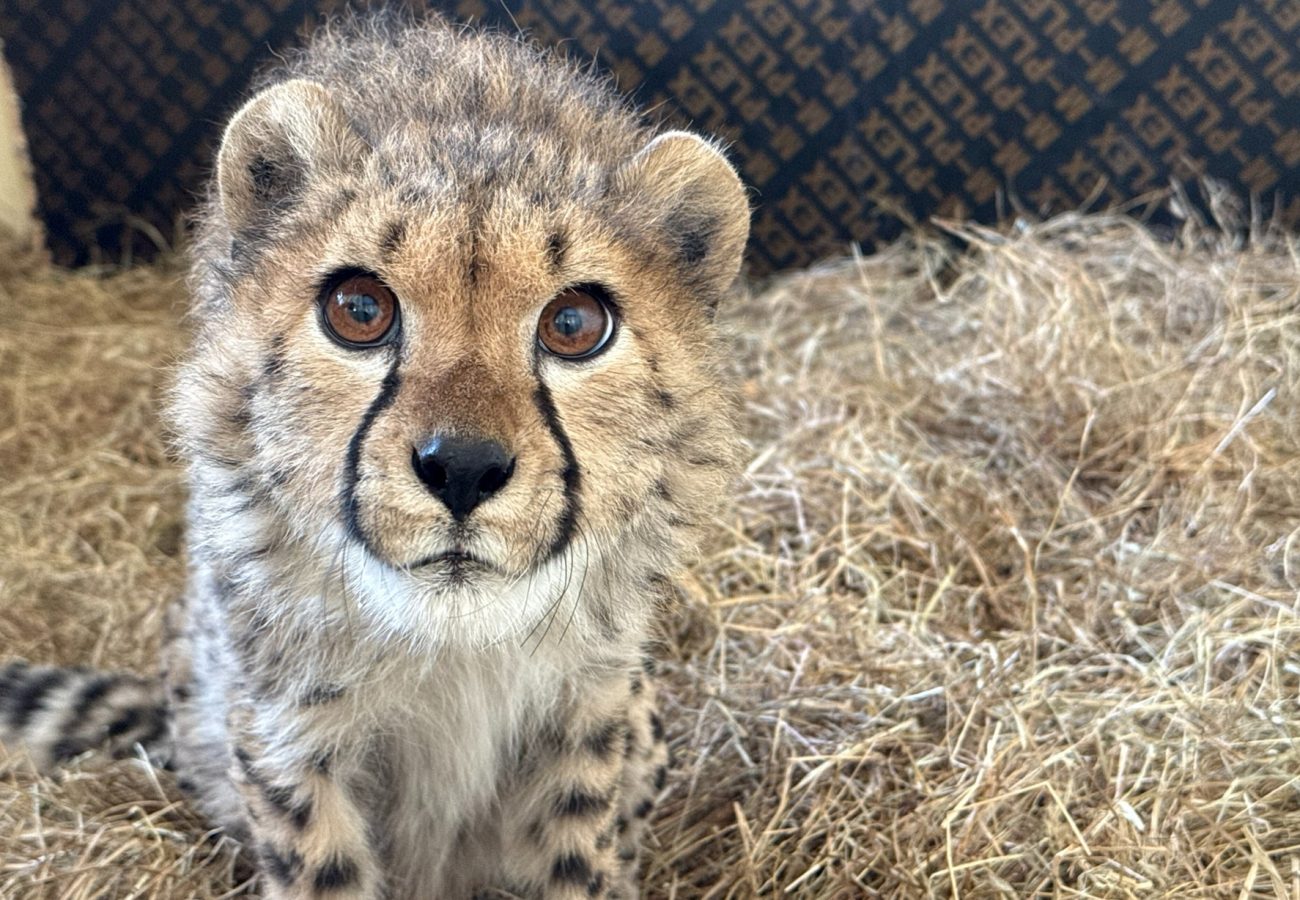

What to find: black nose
left=412, top=434, right=516, bottom=521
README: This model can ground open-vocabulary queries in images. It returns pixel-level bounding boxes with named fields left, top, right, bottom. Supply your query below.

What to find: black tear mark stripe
left=341, top=360, right=404, bottom=550
left=532, top=381, right=581, bottom=560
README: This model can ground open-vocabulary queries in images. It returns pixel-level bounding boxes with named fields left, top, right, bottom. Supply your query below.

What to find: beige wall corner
left=0, top=40, right=43, bottom=253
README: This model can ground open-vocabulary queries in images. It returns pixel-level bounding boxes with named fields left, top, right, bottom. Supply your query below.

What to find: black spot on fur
left=655, top=389, right=676, bottom=410
left=299, top=684, right=347, bottom=707
left=649, top=713, right=665, bottom=743
left=653, top=479, right=673, bottom=502
left=555, top=788, right=611, bottom=817
left=0, top=660, right=29, bottom=694
left=629, top=674, right=644, bottom=696
left=685, top=454, right=730, bottom=469
left=546, top=230, right=567, bottom=271
left=106, top=707, right=145, bottom=738
left=667, top=213, right=716, bottom=267
left=7, top=668, right=66, bottom=730
left=398, top=184, right=431, bottom=205
left=587, top=872, right=607, bottom=896
left=654, top=765, right=668, bottom=791
left=312, top=749, right=334, bottom=775
left=313, top=855, right=360, bottom=890
left=257, top=780, right=312, bottom=830
left=633, top=798, right=654, bottom=819
left=261, top=842, right=303, bottom=886
left=535, top=719, right=566, bottom=755
left=261, top=334, right=286, bottom=384
left=592, top=599, right=620, bottom=640
left=678, top=228, right=712, bottom=266
left=227, top=399, right=252, bottom=429
left=234, top=746, right=262, bottom=784
left=328, top=187, right=358, bottom=217
left=51, top=738, right=89, bottom=762
left=70, top=674, right=117, bottom=719
left=614, top=816, right=628, bottom=835
left=379, top=219, right=407, bottom=260
left=551, top=853, right=593, bottom=885
left=618, top=846, right=636, bottom=862
left=641, top=654, right=657, bottom=677
left=248, top=154, right=300, bottom=204
left=130, top=706, right=170, bottom=753
left=582, top=719, right=625, bottom=757
left=525, top=817, right=549, bottom=846
left=595, top=828, right=614, bottom=850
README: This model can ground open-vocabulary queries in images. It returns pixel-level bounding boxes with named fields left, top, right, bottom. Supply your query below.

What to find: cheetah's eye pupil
left=320, top=272, right=400, bottom=348
left=552, top=307, right=583, bottom=336
left=344, top=293, right=380, bottom=324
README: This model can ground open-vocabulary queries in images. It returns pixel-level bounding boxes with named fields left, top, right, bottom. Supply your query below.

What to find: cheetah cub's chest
left=166, top=15, right=746, bottom=899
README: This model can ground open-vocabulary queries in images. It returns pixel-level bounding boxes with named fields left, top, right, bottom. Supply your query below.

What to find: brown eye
left=537, top=287, right=614, bottom=359
left=321, top=273, right=400, bottom=347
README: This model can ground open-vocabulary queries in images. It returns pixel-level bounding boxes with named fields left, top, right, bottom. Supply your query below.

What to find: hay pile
left=2, top=211, right=1299, bottom=897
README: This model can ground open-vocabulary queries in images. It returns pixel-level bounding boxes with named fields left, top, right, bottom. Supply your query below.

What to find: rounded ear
left=216, top=79, right=368, bottom=233
left=618, top=131, right=750, bottom=301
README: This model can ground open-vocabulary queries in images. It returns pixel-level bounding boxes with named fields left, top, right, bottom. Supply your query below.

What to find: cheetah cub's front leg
left=229, top=704, right=382, bottom=900
left=498, top=667, right=668, bottom=900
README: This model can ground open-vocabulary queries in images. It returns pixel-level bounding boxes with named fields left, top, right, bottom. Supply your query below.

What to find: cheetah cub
left=0, top=13, right=746, bottom=900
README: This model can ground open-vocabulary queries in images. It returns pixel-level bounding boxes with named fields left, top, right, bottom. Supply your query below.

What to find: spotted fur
left=0, top=13, right=746, bottom=899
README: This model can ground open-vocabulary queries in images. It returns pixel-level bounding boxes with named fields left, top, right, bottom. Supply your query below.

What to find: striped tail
left=0, top=660, right=170, bottom=770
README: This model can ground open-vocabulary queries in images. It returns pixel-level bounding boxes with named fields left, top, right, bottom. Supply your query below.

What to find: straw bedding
left=1, top=210, right=1299, bottom=898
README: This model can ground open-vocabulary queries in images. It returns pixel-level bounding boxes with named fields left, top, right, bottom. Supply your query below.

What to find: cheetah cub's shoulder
left=157, top=14, right=746, bottom=900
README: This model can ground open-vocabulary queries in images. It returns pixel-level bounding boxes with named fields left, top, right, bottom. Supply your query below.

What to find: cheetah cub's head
left=179, top=26, right=747, bottom=649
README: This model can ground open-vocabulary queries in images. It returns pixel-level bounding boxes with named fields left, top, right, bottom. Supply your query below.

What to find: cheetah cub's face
left=187, top=72, right=747, bottom=647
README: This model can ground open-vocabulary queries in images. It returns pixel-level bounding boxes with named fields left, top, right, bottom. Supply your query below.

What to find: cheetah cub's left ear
left=619, top=131, right=750, bottom=304
left=216, top=78, right=369, bottom=233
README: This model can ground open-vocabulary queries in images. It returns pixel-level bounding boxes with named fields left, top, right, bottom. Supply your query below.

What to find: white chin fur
left=344, top=538, right=599, bottom=652
left=207, top=504, right=611, bottom=655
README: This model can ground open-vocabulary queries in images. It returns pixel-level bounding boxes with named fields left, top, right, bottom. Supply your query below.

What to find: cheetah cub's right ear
left=216, top=78, right=368, bottom=233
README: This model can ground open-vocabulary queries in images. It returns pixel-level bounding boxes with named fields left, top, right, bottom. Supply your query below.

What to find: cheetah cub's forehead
left=184, top=21, right=748, bottom=648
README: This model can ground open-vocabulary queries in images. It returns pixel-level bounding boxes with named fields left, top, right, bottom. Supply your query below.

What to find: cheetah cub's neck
left=166, top=15, right=747, bottom=899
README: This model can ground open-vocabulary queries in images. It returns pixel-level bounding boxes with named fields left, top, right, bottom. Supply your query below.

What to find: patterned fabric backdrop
left=3, top=0, right=1298, bottom=273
